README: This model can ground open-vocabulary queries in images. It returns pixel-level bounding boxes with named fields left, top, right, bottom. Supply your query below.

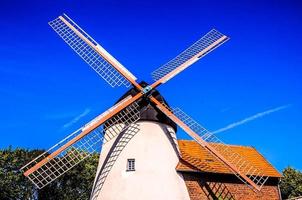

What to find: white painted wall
left=91, top=121, right=190, bottom=200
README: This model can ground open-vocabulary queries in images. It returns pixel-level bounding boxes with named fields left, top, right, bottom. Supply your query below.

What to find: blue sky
left=0, top=0, right=301, bottom=172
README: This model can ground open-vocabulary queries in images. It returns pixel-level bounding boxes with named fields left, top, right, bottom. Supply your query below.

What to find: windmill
left=21, top=14, right=269, bottom=199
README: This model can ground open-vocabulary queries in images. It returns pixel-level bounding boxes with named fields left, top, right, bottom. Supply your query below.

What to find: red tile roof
left=176, top=140, right=282, bottom=178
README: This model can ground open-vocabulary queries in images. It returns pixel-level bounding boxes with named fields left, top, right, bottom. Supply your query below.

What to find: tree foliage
left=2, top=147, right=302, bottom=199
left=0, top=147, right=98, bottom=200
left=280, top=166, right=302, bottom=199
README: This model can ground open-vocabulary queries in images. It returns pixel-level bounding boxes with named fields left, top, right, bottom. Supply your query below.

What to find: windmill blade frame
left=149, top=96, right=268, bottom=191
left=150, top=29, right=229, bottom=88
left=21, top=96, right=141, bottom=189
left=49, top=14, right=140, bottom=88
left=23, top=13, right=272, bottom=194
left=23, top=24, right=231, bottom=189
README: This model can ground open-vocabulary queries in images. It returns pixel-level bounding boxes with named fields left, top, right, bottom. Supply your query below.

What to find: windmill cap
left=109, top=81, right=177, bottom=131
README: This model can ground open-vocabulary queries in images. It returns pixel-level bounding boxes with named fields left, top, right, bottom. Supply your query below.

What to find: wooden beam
left=149, top=96, right=261, bottom=191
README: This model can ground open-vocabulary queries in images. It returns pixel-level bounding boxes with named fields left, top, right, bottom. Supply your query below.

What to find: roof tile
left=176, top=140, right=282, bottom=177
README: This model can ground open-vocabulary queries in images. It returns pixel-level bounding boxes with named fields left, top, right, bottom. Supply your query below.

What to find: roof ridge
left=177, top=139, right=254, bottom=149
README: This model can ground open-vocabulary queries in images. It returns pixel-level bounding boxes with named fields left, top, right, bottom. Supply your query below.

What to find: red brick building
left=177, top=140, right=282, bottom=200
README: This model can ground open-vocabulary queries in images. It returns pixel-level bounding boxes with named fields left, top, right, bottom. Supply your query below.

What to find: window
left=127, top=159, right=135, bottom=171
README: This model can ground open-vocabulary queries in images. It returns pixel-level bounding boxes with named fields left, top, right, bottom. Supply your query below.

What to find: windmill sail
left=151, top=29, right=229, bottom=85
left=21, top=99, right=140, bottom=189
left=24, top=12, right=272, bottom=194
left=150, top=96, right=268, bottom=191
left=49, top=14, right=138, bottom=88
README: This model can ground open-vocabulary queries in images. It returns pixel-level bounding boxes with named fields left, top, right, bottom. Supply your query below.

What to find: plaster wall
left=91, top=121, right=190, bottom=200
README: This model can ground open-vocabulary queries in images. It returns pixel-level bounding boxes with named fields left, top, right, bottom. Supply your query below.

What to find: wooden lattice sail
left=22, top=13, right=269, bottom=193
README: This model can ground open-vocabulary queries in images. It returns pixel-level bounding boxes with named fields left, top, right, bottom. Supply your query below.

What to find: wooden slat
left=24, top=92, right=143, bottom=177
left=149, top=96, right=262, bottom=191
left=150, top=35, right=228, bottom=89
left=59, top=16, right=142, bottom=90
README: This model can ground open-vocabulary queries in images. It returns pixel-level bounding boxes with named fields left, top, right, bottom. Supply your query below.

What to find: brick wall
left=181, top=172, right=281, bottom=200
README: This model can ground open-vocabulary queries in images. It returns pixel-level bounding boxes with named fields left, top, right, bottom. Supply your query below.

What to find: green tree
left=0, top=147, right=99, bottom=200
left=0, top=147, right=43, bottom=199
left=280, top=166, right=302, bottom=199
left=38, top=153, right=99, bottom=200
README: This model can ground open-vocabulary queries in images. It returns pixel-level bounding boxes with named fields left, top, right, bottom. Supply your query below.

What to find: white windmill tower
left=89, top=81, right=191, bottom=200
left=21, top=14, right=269, bottom=200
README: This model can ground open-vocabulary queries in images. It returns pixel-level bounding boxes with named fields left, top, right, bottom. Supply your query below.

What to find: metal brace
left=142, top=85, right=153, bottom=94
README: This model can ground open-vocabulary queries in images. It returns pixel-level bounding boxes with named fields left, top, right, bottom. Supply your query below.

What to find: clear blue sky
left=0, top=0, right=301, bottom=172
